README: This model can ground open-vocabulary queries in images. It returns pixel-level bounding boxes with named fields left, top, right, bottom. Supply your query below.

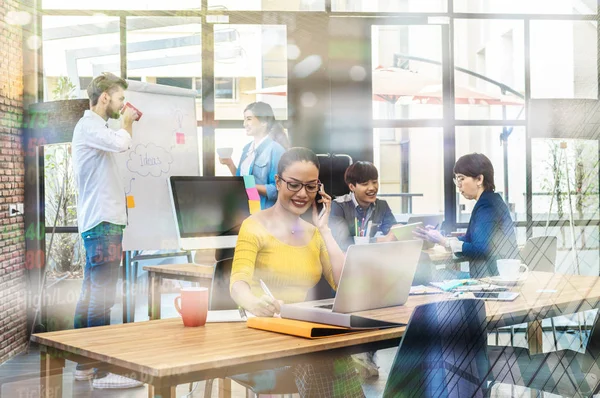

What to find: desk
left=143, top=263, right=214, bottom=320
left=33, top=272, right=600, bottom=398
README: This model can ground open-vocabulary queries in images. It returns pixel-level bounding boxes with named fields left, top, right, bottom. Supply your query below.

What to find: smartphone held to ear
left=316, top=200, right=326, bottom=219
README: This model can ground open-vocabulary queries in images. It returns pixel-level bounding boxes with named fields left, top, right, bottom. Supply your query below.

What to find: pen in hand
left=260, top=279, right=275, bottom=300
left=260, top=279, right=282, bottom=316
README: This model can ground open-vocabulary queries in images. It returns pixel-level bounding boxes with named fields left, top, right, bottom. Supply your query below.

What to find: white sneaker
left=74, top=368, right=95, bottom=381
left=352, top=352, right=379, bottom=379
left=92, top=373, right=144, bottom=389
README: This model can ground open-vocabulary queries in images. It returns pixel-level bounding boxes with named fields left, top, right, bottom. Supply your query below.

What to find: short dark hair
left=277, top=147, right=320, bottom=176
left=344, top=161, right=379, bottom=186
left=453, top=153, right=495, bottom=192
left=87, top=72, right=128, bottom=106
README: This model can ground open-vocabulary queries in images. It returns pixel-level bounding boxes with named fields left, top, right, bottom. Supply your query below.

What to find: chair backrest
left=209, top=257, right=238, bottom=310
left=383, top=299, right=491, bottom=398
left=316, top=153, right=353, bottom=198
left=519, top=236, right=557, bottom=273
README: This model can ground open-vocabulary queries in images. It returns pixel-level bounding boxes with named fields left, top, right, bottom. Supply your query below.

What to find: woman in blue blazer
left=415, top=153, right=518, bottom=278
left=219, top=102, right=288, bottom=209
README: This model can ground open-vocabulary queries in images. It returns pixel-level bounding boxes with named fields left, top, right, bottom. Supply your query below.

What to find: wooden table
left=143, top=263, right=214, bottom=320
left=32, top=272, right=600, bottom=398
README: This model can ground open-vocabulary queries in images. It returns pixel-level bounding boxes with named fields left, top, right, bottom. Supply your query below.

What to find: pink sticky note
left=176, top=132, right=185, bottom=144
left=246, top=188, right=260, bottom=201
left=248, top=200, right=261, bottom=214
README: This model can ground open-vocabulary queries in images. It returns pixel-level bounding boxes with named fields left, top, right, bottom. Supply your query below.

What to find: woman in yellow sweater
left=230, top=147, right=364, bottom=397
left=230, top=147, right=345, bottom=314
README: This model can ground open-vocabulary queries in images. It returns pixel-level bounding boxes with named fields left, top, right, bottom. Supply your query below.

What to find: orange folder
left=247, top=317, right=361, bottom=339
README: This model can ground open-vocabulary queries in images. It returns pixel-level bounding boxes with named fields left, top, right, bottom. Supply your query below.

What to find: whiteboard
left=110, top=80, right=199, bottom=250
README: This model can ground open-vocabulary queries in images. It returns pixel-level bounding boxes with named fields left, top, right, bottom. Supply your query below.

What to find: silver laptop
left=286, top=240, right=423, bottom=315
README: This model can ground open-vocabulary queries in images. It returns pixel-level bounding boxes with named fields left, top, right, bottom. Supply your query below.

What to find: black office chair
left=302, top=153, right=353, bottom=301
left=316, top=153, right=353, bottom=198
left=383, top=299, right=493, bottom=398
left=204, top=257, right=298, bottom=397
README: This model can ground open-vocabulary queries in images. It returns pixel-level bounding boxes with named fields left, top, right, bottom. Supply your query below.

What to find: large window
left=530, top=21, right=598, bottom=99
left=333, top=0, right=447, bottom=12
left=43, top=0, right=200, bottom=10
left=372, top=25, right=443, bottom=120
left=214, top=24, right=287, bottom=120
left=31, top=1, right=600, bottom=283
left=454, top=0, right=597, bottom=15
left=209, top=0, right=325, bottom=11
left=531, top=138, right=599, bottom=222
left=374, top=128, right=444, bottom=216
left=126, top=17, right=202, bottom=119
left=453, top=19, right=525, bottom=120
left=42, top=16, right=120, bottom=102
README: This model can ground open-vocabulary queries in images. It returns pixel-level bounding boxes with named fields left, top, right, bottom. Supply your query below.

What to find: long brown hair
left=244, top=102, right=289, bottom=149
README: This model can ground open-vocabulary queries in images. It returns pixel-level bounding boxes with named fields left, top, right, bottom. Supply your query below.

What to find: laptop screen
left=169, top=176, right=250, bottom=238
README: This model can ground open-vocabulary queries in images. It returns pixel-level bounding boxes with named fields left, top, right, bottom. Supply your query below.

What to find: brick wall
left=0, top=0, right=28, bottom=364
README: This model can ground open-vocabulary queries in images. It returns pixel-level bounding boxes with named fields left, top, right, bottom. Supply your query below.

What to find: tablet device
left=472, top=292, right=519, bottom=301
left=390, top=222, right=422, bottom=241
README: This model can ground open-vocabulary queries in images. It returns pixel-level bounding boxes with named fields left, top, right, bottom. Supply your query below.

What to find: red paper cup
left=121, top=102, right=142, bottom=121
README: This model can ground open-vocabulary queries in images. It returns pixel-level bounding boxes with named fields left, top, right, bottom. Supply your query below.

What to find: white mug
left=496, top=259, right=528, bottom=280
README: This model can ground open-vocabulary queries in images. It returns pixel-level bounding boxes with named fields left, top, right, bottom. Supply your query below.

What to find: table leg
left=149, top=273, right=162, bottom=320
left=148, top=384, right=176, bottom=398
left=218, top=378, right=232, bottom=398
left=527, top=320, right=544, bottom=354
left=40, top=349, right=65, bottom=398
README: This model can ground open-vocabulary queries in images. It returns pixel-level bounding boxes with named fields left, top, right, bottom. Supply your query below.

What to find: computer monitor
left=168, top=176, right=251, bottom=250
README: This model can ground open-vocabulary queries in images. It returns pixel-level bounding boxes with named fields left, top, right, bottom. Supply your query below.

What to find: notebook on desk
left=280, top=240, right=422, bottom=328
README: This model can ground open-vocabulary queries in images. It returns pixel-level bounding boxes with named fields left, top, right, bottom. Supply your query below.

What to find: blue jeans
left=74, top=223, right=123, bottom=373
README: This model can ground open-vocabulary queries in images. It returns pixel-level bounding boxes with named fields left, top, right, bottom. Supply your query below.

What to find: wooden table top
left=32, top=271, right=600, bottom=380
left=142, top=263, right=214, bottom=278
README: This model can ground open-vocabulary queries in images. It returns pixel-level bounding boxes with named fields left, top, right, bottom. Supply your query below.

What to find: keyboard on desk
left=315, top=304, right=334, bottom=310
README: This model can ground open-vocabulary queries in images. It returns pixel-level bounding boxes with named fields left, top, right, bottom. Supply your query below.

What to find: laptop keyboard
left=316, top=304, right=334, bottom=309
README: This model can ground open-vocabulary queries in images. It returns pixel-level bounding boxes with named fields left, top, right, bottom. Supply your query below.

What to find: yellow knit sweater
left=230, top=217, right=336, bottom=304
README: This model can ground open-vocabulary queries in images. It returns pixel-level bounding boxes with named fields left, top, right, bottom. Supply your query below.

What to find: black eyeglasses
left=279, top=176, right=321, bottom=193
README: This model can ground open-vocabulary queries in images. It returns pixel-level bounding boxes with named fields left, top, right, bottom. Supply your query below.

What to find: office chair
left=383, top=299, right=493, bottom=398
left=304, top=153, right=353, bottom=301
left=316, top=153, right=353, bottom=198
left=204, top=257, right=298, bottom=397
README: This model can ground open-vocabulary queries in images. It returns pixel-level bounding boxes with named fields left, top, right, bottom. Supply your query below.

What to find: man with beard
left=71, top=72, right=143, bottom=389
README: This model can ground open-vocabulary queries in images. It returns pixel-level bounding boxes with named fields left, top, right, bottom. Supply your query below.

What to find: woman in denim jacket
left=219, top=102, right=288, bottom=209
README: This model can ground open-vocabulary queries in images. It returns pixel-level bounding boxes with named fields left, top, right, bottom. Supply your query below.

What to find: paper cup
left=353, top=236, right=370, bottom=245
